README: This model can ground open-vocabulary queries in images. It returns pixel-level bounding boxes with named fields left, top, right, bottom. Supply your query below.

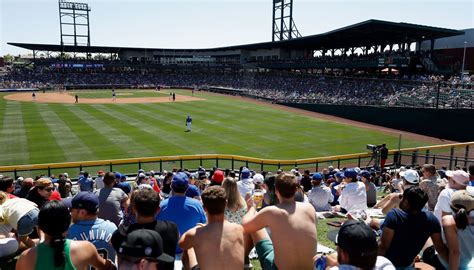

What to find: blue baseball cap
left=115, top=172, right=122, bottom=179
left=359, top=170, right=371, bottom=179
left=171, top=172, right=189, bottom=189
left=312, top=173, right=323, bottom=181
left=64, top=191, right=99, bottom=213
left=241, top=168, right=250, bottom=179
left=335, top=172, right=345, bottom=179
left=344, top=169, right=358, bottom=179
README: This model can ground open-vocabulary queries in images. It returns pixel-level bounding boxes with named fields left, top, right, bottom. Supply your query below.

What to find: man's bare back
left=244, top=201, right=317, bottom=270
left=181, top=221, right=244, bottom=270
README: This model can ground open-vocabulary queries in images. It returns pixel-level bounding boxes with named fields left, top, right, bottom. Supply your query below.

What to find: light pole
left=461, top=41, right=467, bottom=77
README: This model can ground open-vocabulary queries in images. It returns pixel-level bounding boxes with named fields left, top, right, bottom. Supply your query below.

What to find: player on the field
left=186, top=115, right=192, bottom=132
left=112, top=89, right=116, bottom=101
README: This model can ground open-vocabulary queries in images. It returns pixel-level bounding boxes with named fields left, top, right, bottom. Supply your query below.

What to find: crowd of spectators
left=0, top=161, right=473, bottom=269
left=1, top=69, right=472, bottom=108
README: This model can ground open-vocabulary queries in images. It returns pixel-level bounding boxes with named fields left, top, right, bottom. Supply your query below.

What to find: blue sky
left=1, top=0, right=473, bottom=55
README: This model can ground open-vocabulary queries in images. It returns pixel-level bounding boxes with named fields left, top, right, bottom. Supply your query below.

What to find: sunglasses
left=42, top=187, right=54, bottom=192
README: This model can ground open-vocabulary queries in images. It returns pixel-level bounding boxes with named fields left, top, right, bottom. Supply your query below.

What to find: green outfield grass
left=0, top=89, right=432, bottom=170
left=72, top=89, right=169, bottom=99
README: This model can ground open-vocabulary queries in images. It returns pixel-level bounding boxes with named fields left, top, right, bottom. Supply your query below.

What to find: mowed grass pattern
left=0, top=89, right=430, bottom=166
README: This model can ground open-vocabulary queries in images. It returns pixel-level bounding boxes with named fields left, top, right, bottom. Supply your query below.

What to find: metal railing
left=0, top=142, right=472, bottom=179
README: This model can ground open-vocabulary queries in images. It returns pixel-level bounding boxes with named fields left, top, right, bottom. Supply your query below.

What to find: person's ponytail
left=454, top=208, right=469, bottom=230
left=50, top=235, right=66, bottom=267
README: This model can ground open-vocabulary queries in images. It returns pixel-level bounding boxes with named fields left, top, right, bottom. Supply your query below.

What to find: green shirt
left=35, top=239, right=76, bottom=270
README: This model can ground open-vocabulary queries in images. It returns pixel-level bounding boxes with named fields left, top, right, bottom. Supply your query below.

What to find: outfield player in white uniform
left=186, top=115, right=192, bottom=132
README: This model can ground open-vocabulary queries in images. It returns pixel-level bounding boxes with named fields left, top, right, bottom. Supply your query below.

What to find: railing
left=0, top=142, right=472, bottom=179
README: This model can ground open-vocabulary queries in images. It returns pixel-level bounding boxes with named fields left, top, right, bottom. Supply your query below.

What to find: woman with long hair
left=222, top=177, right=247, bottom=224
left=16, top=201, right=115, bottom=270
left=438, top=188, right=474, bottom=269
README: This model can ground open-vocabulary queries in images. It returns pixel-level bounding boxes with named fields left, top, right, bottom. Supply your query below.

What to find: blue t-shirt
left=185, top=184, right=201, bottom=198
left=382, top=208, right=441, bottom=267
left=67, top=218, right=118, bottom=262
left=78, top=177, right=94, bottom=192
left=157, top=196, right=206, bottom=253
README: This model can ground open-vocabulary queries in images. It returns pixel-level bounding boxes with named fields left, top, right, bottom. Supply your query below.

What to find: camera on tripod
left=366, top=144, right=382, bottom=152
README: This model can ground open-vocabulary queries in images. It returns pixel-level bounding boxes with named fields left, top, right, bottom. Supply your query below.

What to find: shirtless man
left=242, top=172, right=317, bottom=270
left=179, top=186, right=244, bottom=270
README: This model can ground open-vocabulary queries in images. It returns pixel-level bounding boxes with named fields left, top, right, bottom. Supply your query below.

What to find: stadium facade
left=8, top=20, right=472, bottom=75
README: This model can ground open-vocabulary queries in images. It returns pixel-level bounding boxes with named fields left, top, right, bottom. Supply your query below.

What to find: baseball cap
left=64, top=191, right=99, bottom=213
left=115, top=172, right=122, bottom=179
left=241, top=168, right=250, bottom=179
left=400, top=169, right=420, bottom=184
left=253, top=173, right=264, bottom=184
left=97, top=170, right=105, bottom=176
left=312, top=173, right=323, bottom=181
left=171, top=172, right=189, bottom=189
left=344, top=169, right=358, bottom=179
left=212, top=170, right=224, bottom=184
left=450, top=189, right=474, bottom=212
left=446, top=170, right=469, bottom=186
left=138, top=184, right=153, bottom=190
left=118, top=229, right=174, bottom=263
left=359, top=170, right=371, bottom=179
left=327, top=220, right=377, bottom=257
left=138, top=169, right=145, bottom=174
left=335, top=172, right=344, bottom=179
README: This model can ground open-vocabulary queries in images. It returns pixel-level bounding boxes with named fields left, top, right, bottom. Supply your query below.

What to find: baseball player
left=75, top=94, right=79, bottom=104
left=112, top=89, right=116, bottom=101
left=186, top=115, right=192, bottom=132
left=32, top=92, right=36, bottom=101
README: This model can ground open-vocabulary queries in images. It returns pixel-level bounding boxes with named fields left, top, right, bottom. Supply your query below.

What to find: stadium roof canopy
left=8, top=19, right=464, bottom=53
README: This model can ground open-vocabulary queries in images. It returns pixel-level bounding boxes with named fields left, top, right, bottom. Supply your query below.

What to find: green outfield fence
left=0, top=142, right=473, bottom=179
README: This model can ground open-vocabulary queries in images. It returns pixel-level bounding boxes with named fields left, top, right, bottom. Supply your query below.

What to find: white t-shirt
left=434, top=187, right=455, bottom=223
left=339, top=181, right=368, bottom=212
left=237, top=178, right=255, bottom=199
left=307, top=186, right=334, bottom=211
left=95, top=176, right=105, bottom=189
left=0, top=198, right=38, bottom=229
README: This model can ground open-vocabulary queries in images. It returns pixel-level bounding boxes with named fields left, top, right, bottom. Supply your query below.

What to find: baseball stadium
left=1, top=0, right=473, bottom=269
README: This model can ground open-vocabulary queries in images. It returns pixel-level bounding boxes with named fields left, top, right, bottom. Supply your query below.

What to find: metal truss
left=272, top=0, right=302, bottom=42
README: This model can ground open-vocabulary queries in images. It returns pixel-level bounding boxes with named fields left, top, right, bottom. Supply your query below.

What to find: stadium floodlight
left=272, top=0, right=302, bottom=42
left=58, top=0, right=91, bottom=47
left=461, top=41, right=467, bottom=79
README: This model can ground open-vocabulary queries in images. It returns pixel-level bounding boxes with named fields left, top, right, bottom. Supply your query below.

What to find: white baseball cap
left=446, top=170, right=470, bottom=186
left=253, top=174, right=264, bottom=185
left=400, top=169, right=420, bottom=184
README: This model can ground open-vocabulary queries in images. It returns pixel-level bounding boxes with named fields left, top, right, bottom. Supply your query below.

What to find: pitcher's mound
left=4, top=92, right=204, bottom=104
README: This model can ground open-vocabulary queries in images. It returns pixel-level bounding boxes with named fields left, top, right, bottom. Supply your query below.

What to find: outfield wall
left=278, top=103, right=474, bottom=142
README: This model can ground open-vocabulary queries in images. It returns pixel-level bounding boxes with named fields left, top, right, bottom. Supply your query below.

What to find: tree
left=3, top=54, right=14, bottom=63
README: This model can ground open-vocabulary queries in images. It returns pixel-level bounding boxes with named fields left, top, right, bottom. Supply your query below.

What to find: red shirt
left=7, top=193, right=17, bottom=199
left=149, top=177, right=161, bottom=193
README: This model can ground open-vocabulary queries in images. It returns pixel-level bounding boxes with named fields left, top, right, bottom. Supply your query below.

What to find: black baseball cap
left=63, top=191, right=99, bottom=213
left=327, top=220, right=377, bottom=257
left=117, top=229, right=174, bottom=263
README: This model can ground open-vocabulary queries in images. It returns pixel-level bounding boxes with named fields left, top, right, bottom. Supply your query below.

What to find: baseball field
left=0, top=89, right=437, bottom=169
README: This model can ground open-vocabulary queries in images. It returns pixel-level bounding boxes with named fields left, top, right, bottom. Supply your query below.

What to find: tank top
left=35, top=239, right=76, bottom=270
